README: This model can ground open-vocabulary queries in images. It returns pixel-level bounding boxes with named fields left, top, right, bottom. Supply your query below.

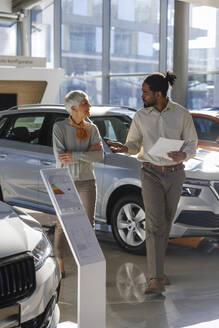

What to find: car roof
left=90, top=105, right=136, bottom=117
left=0, top=104, right=136, bottom=117
left=202, top=107, right=219, bottom=111
left=190, top=110, right=219, bottom=120
left=0, top=104, right=66, bottom=115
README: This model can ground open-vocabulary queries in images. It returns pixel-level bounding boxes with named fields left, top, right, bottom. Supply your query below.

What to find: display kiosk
left=40, top=168, right=106, bottom=328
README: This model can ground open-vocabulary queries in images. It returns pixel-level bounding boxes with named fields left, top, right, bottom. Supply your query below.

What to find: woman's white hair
left=64, top=90, right=88, bottom=114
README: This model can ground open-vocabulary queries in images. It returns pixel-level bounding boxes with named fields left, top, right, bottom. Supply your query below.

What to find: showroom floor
left=25, top=210, right=219, bottom=328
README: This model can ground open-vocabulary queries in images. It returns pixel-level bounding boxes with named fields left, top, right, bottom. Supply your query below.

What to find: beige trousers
left=54, top=179, right=96, bottom=258
left=141, top=166, right=185, bottom=279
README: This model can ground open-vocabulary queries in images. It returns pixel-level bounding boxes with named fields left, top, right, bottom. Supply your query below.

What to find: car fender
left=100, top=177, right=142, bottom=221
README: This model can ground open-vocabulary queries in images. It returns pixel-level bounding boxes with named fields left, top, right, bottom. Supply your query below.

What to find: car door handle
left=0, top=153, right=7, bottom=159
left=40, top=160, right=53, bottom=166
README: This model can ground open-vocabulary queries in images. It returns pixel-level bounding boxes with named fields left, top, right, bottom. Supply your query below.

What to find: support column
left=17, top=12, right=27, bottom=56
left=54, top=0, right=62, bottom=103
left=102, top=0, right=110, bottom=104
left=159, top=0, right=168, bottom=74
left=54, top=0, right=61, bottom=68
left=172, top=0, right=189, bottom=107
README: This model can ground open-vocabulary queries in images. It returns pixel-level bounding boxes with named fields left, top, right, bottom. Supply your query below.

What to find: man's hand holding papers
left=148, top=137, right=186, bottom=162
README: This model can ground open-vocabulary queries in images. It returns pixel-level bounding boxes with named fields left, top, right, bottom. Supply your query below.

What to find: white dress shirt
left=124, top=99, right=198, bottom=166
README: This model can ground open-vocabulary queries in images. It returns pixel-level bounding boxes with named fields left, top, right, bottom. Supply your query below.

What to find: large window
left=31, top=1, right=54, bottom=67
left=110, top=0, right=160, bottom=74
left=188, top=4, right=219, bottom=109
left=61, top=0, right=102, bottom=103
left=109, top=0, right=160, bottom=108
left=110, top=76, right=144, bottom=108
left=187, top=73, right=219, bottom=109
left=0, top=22, right=17, bottom=55
left=12, top=0, right=219, bottom=109
left=28, top=0, right=171, bottom=107
left=60, top=77, right=102, bottom=105
left=189, top=5, right=219, bottom=72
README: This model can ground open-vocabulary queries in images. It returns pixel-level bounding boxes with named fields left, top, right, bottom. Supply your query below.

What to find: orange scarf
left=68, top=117, right=89, bottom=140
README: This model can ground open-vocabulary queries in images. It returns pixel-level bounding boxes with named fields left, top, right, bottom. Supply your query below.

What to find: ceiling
left=12, top=0, right=42, bottom=12
left=11, top=0, right=219, bottom=12
left=178, top=0, right=219, bottom=8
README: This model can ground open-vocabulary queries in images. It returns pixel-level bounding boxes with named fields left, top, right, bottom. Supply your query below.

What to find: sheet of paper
left=148, top=137, right=184, bottom=160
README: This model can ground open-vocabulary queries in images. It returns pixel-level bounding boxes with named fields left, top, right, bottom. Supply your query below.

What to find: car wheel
left=111, top=195, right=146, bottom=254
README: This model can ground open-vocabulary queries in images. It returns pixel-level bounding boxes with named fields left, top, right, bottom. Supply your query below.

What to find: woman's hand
left=58, top=152, right=72, bottom=163
left=88, top=143, right=102, bottom=151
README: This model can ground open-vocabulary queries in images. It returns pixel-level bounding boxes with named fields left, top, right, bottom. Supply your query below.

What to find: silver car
left=0, top=201, right=61, bottom=328
left=0, top=104, right=218, bottom=254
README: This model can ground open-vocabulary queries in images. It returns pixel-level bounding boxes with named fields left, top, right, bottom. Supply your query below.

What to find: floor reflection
left=20, top=209, right=219, bottom=328
left=115, top=262, right=146, bottom=303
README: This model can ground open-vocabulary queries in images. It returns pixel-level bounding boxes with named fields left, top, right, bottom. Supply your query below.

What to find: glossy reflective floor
left=25, top=210, right=219, bottom=328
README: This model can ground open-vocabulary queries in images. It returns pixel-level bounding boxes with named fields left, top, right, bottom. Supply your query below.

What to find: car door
left=34, top=113, right=66, bottom=213
left=0, top=113, right=47, bottom=209
left=90, top=115, right=134, bottom=219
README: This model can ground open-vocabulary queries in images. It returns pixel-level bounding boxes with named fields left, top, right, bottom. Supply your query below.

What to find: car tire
left=111, top=194, right=146, bottom=255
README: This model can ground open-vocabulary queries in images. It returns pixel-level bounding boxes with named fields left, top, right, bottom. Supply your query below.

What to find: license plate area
left=0, top=304, right=20, bottom=328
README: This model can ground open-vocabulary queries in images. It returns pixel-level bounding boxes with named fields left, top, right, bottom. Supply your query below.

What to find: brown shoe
left=145, top=278, right=165, bottom=294
left=161, top=275, right=170, bottom=286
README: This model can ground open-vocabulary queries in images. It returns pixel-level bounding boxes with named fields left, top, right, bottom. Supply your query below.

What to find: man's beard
left=143, top=101, right=155, bottom=108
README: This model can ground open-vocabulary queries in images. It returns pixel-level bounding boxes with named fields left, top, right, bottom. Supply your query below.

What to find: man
left=108, top=71, right=198, bottom=294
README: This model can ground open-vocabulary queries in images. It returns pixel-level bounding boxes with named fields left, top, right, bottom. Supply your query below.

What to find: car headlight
left=32, top=233, right=53, bottom=270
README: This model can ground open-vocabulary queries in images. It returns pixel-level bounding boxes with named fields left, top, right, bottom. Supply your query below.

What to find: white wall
left=0, top=67, right=65, bottom=103
left=0, top=0, right=12, bottom=12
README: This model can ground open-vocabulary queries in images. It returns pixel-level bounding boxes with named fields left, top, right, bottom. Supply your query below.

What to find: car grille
left=176, top=211, right=219, bottom=228
left=0, top=253, right=36, bottom=307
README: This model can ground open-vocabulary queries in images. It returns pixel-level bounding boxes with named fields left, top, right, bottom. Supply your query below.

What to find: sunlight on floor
left=183, top=319, right=219, bottom=328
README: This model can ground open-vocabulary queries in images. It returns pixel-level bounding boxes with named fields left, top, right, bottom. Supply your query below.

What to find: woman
left=53, top=90, right=104, bottom=277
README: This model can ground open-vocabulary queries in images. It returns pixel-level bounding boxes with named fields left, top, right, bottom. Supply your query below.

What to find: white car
left=0, top=201, right=61, bottom=328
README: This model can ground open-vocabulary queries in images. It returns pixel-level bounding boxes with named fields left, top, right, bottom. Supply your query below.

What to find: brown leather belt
left=143, top=162, right=185, bottom=172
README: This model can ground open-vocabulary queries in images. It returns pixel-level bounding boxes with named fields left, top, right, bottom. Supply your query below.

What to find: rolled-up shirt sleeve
left=181, top=111, right=198, bottom=161
left=124, top=114, right=143, bottom=155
